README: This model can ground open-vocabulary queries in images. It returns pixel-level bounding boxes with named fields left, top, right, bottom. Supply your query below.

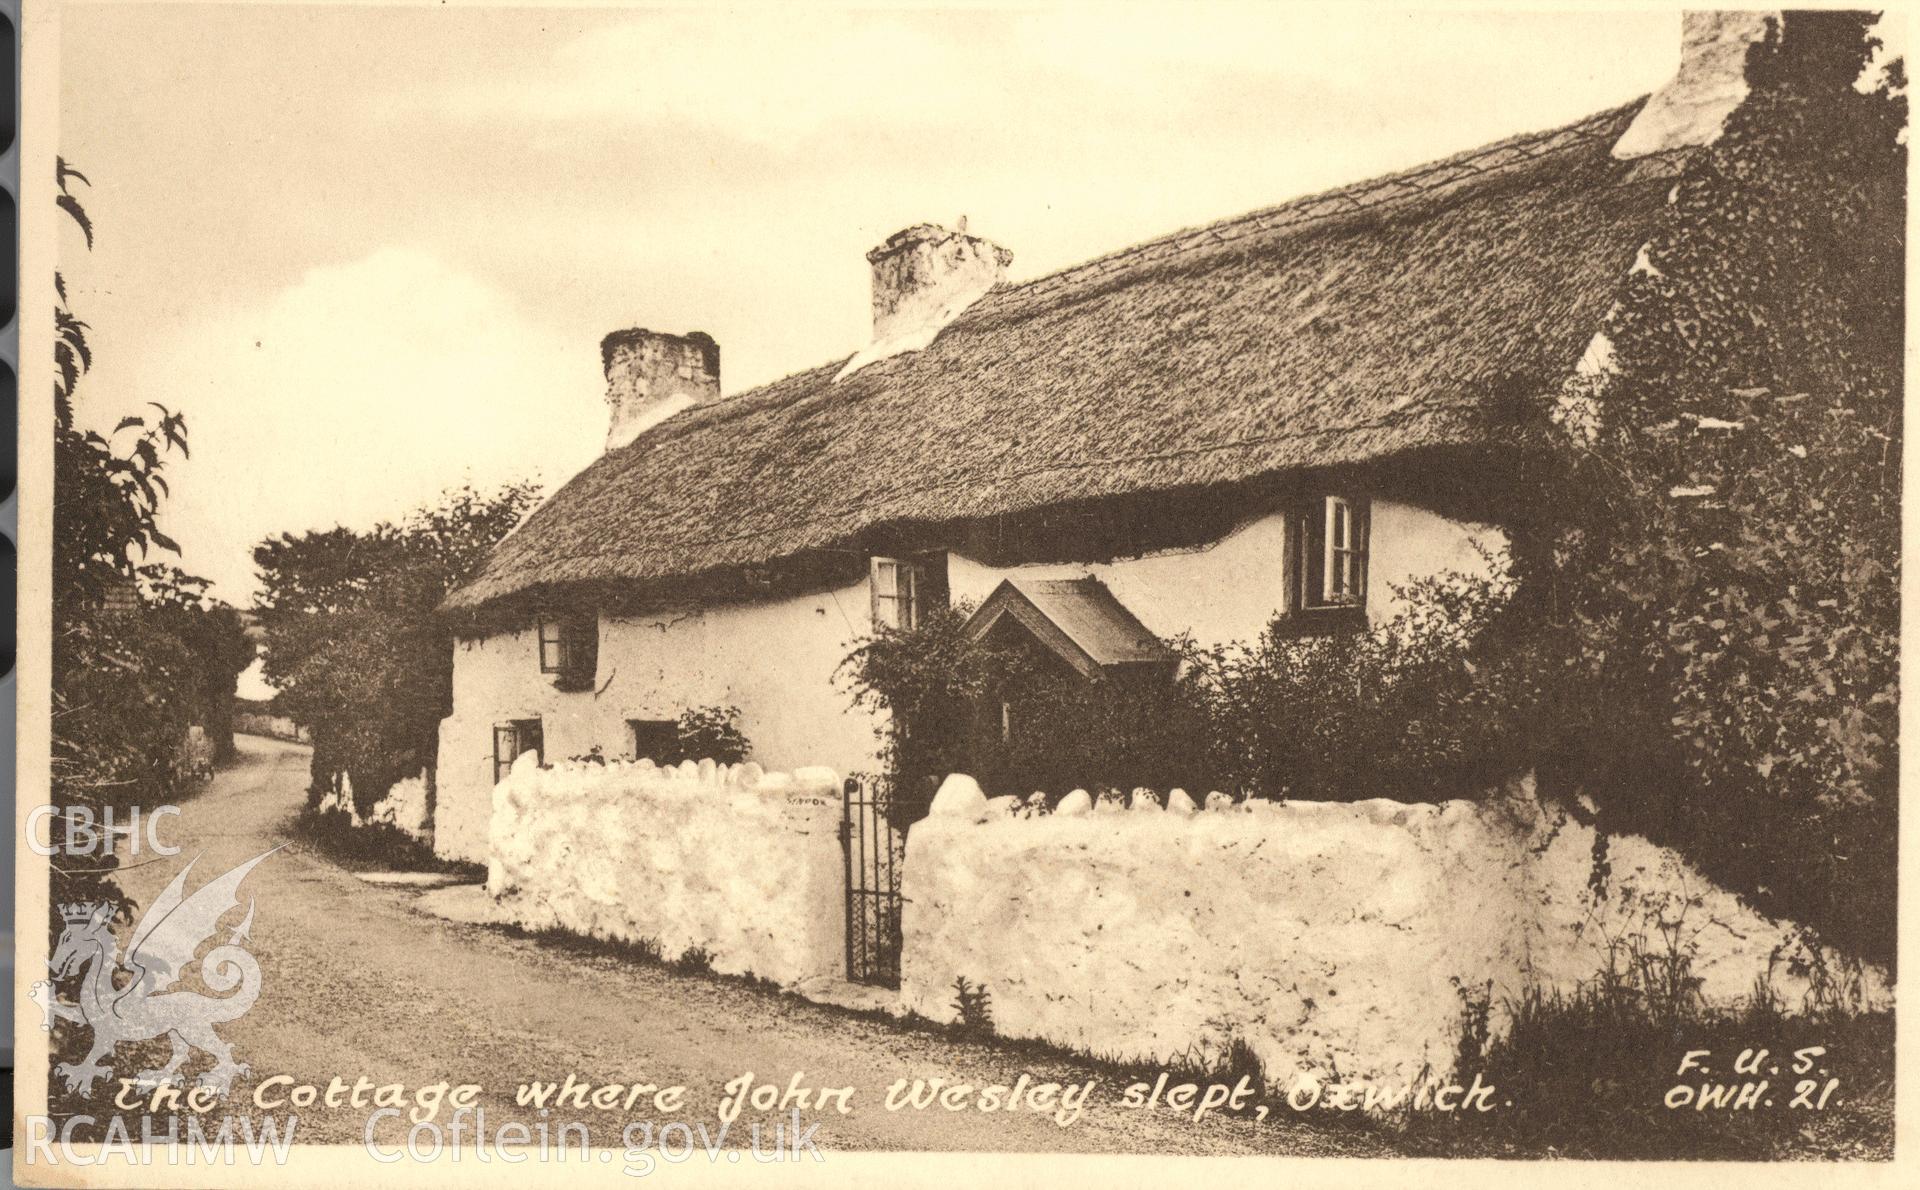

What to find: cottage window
left=628, top=719, right=680, bottom=765
left=538, top=612, right=599, bottom=690
left=870, top=553, right=949, bottom=630
left=1323, top=496, right=1364, bottom=604
left=492, top=719, right=544, bottom=784
left=1297, top=495, right=1369, bottom=610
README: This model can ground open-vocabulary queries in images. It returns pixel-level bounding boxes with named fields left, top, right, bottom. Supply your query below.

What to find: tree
left=51, top=160, right=207, bottom=812
left=53, top=160, right=189, bottom=614
left=253, top=481, right=541, bottom=815
left=143, top=566, right=258, bottom=762
left=49, top=162, right=250, bottom=1120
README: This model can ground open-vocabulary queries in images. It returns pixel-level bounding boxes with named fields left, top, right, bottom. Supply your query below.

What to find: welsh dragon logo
left=36, top=849, right=276, bottom=1098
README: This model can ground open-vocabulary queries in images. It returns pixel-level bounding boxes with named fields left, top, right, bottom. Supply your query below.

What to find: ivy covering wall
left=1501, top=11, right=1904, bottom=963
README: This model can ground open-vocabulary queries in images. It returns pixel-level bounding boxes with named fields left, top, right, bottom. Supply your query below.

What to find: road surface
left=96, top=736, right=1394, bottom=1157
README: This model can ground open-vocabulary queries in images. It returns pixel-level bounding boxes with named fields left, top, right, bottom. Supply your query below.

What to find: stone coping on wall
left=901, top=774, right=1890, bottom=1090
left=486, top=752, right=846, bottom=989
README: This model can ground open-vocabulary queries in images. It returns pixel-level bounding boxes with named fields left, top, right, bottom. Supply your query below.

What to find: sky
left=55, top=3, right=1895, bottom=615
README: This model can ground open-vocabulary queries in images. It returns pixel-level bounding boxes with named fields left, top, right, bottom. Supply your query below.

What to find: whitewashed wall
left=435, top=578, right=884, bottom=862
left=487, top=753, right=845, bottom=987
left=902, top=787, right=1888, bottom=1088
left=1365, top=500, right=1498, bottom=625
left=947, top=514, right=1291, bottom=651
left=949, top=500, right=1499, bottom=651
left=436, top=498, right=1500, bottom=862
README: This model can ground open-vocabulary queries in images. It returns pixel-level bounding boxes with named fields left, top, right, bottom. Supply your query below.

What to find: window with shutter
left=538, top=612, right=599, bottom=690
left=1294, top=495, right=1369, bottom=612
left=1322, top=496, right=1365, bottom=605
left=492, top=718, right=544, bottom=784
left=870, top=558, right=914, bottom=629
left=870, top=553, right=948, bottom=629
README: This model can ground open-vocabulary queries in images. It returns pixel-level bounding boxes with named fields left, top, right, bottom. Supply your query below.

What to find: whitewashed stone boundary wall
left=487, top=754, right=845, bottom=987
left=902, top=778, right=1890, bottom=1089
left=316, top=769, right=433, bottom=843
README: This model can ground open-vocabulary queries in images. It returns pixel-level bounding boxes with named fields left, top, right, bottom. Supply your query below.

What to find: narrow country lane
left=103, top=736, right=1394, bottom=1158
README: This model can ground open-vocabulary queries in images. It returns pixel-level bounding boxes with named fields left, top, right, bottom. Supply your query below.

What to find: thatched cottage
left=433, top=13, right=1773, bottom=863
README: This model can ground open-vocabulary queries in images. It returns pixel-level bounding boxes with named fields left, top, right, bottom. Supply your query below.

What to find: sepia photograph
left=11, top=1, right=1912, bottom=1183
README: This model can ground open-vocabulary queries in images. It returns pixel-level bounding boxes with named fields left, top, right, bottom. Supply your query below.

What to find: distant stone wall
left=902, top=779, right=1889, bottom=1088
left=487, top=755, right=845, bottom=988
left=234, top=711, right=311, bottom=744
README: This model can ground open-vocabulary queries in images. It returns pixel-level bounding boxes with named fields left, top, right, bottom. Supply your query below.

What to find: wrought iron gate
left=841, top=776, right=905, bottom=987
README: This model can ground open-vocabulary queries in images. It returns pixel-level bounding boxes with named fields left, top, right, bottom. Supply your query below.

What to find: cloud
left=134, top=247, right=606, bottom=601
left=416, top=7, right=1677, bottom=152
left=424, top=9, right=1009, bottom=143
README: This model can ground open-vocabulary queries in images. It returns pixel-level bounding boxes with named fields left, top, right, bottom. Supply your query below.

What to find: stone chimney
left=600, top=328, right=720, bottom=451
left=1612, top=11, right=1778, bottom=159
left=836, top=220, right=1012, bottom=381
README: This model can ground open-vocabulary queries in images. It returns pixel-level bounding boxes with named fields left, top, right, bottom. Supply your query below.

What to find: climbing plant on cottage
left=1494, top=11, right=1904, bottom=962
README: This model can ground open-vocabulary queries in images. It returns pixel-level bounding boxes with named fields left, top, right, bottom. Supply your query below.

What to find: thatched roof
left=446, top=100, right=1675, bottom=616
